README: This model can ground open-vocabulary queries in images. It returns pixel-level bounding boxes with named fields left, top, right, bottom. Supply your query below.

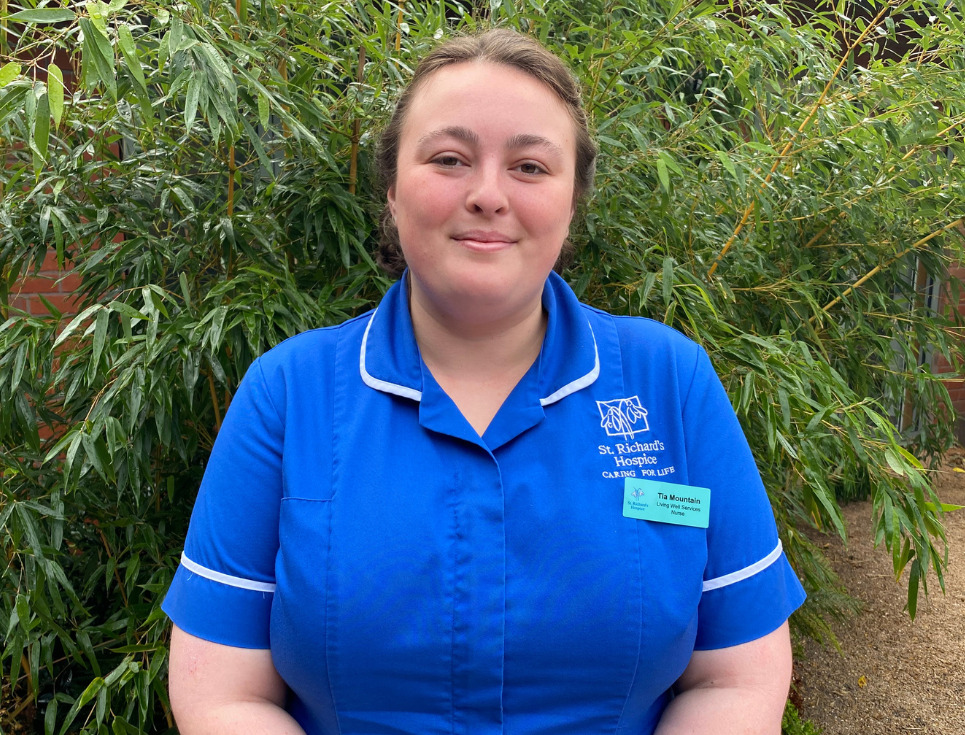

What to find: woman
left=163, top=28, right=806, bottom=734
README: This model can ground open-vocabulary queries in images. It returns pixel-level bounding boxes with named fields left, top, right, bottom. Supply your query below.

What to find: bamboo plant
left=1, top=0, right=963, bottom=731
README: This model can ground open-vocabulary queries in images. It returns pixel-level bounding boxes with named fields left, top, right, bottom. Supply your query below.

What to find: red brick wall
left=935, top=260, right=965, bottom=440
left=5, top=50, right=80, bottom=317
left=9, top=249, right=81, bottom=317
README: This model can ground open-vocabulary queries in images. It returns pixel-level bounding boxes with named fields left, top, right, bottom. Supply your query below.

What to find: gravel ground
left=795, top=449, right=965, bottom=734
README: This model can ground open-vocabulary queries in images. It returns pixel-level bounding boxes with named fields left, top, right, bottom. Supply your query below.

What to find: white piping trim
left=359, top=309, right=423, bottom=401
left=701, top=541, right=784, bottom=593
left=180, top=552, right=276, bottom=593
left=540, top=321, right=600, bottom=406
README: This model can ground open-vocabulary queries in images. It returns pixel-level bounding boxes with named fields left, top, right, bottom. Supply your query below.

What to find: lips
left=452, top=230, right=517, bottom=251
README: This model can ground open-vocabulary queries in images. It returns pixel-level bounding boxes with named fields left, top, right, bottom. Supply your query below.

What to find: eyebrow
left=417, top=126, right=479, bottom=147
left=505, top=133, right=565, bottom=157
left=416, top=126, right=565, bottom=157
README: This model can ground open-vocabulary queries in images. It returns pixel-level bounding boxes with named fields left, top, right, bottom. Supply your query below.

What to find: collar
left=359, top=271, right=599, bottom=407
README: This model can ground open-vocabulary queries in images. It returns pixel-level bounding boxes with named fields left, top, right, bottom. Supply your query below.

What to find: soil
left=795, top=448, right=965, bottom=734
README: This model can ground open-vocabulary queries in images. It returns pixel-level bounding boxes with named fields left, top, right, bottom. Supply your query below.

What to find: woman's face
left=388, top=61, right=577, bottom=328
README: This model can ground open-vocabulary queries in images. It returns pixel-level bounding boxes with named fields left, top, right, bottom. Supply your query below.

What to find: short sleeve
left=162, top=358, right=283, bottom=648
left=682, top=349, right=806, bottom=650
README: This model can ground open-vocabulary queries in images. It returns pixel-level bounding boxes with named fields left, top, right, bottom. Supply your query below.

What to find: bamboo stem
left=279, top=27, right=289, bottom=138
left=208, top=370, right=222, bottom=433
left=900, top=258, right=931, bottom=431
left=395, top=1, right=404, bottom=53
left=348, top=45, right=365, bottom=196
left=160, top=695, right=174, bottom=729
left=0, top=0, right=7, bottom=55
left=227, top=145, right=236, bottom=217
left=96, top=525, right=130, bottom=608
left=816, top=218, right=964, bottom=319
left=803, top=213, right=844, bottom=249
left=707, top=2, right=894, bottom=278
left=6, top=654, right=35, bottom=721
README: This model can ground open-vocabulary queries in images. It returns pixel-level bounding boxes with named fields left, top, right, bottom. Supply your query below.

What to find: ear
left=387, top=184, right=397, bottom=218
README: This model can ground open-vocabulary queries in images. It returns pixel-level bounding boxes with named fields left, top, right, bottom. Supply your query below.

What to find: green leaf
left=47, top=63, right=65, bottom=128
left=6, top=8, right=77, bottom=23
left=60, top=678, right=105, bottom=735
left=93, top=308, right=109, bottom=365
left=777, top=389, right=791, bottom=431
left=33, top=92, right=50, bottom=169
left=54, top=304, right=102, bottom=349
left=87, top=0, right=110, bottom=37
left=198, top=42, right=236, bottom=94
left=81, top=433, right=114, bottom=482
left=923, top=502, right=965, bottom=513
left=662, top=256, right=674, bottom=306
left=716, top=149, right=737, bottom=181
left=178, top=272, right=192, bottom=307
left=116, top=24, right=155, bottom=129
left=895, top=445, right=923, bottom=470
left=107, top=300, right=148, bottom=321
left=185, top=74, right=201, bottom=131
left=79, top=17, right=117, bottom=99
left=9, top=342, right=27, bottom=393
left=0, top=62, right=21, bottom=87
left=906, top=560, right=920, bottom=619
left=239, top=116, right=274, bottom=177
left=16, top=594, right=32, bottom=632
left=45, top=696, right=58, bottom=735
left=884, top=448, right=905, bottom=477
left=258, top=91, right=270, bottom=129
left=655, top=154, right=670, bottom=192
left=116, top=23, right=147, bottom=92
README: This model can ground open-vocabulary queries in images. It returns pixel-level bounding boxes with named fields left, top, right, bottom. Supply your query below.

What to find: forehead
left=399, top=61, right=576, bottom=149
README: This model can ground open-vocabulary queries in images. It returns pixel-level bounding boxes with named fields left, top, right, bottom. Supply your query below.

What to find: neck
left=410, top=290, right=546, bottom=378
left=407, top=279, right=547, bottom=435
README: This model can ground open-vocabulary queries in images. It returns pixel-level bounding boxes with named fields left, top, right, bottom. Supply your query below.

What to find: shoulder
left=254, top=310, right=374, bottom=376
left=581, top=303, right=705, bottom=367
left=232, top=312, right=375, bottom=420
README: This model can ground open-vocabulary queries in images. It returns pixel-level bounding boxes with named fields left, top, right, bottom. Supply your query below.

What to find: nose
left=465, top=162, right=508, bottom=215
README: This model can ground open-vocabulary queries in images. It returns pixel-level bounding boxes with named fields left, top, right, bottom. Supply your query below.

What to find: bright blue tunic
left=163, top=272, right=806, bottom=734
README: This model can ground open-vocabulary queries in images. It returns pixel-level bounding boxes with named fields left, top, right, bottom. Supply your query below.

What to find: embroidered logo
left=596, top=396, right=650, bottom=439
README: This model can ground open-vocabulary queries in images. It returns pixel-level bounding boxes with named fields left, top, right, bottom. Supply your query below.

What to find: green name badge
left=623, top=478, right=710, bottom=528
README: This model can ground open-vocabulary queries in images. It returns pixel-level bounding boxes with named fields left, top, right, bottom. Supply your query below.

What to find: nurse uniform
left=163, top=271, right=806, bottom=734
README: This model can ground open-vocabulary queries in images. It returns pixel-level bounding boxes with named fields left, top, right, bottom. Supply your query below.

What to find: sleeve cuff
left=162, top=561, right=274, bottom=649
left=694, top=550, right=806, bottom=650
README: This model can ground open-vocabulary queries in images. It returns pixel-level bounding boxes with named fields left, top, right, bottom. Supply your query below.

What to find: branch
left=348, top=44, right=365, bottom=196
left=707, top=2, right=896, bottom=278
left=815, top=218, right=964, bottom=319
left=207, top=370, right=222, bottom=433
left=395, top=1, right=405, bottom=53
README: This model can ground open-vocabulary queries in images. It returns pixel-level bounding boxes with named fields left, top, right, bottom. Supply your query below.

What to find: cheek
left=395, top=177, right=456, bottom=227
left=524, top=189, right=574, bottom=233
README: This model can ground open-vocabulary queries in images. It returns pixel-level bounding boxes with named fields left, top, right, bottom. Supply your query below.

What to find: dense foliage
left=1, top=0, right=963, bottom=731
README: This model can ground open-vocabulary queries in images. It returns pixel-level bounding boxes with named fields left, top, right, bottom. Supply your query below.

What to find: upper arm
left=169, top=625, right=287, bottom=709
left=653, top=623, right=792, bottom=735
left=675, top=621, right=793, bottom=707
left=169, top=625, right=295, bottom=732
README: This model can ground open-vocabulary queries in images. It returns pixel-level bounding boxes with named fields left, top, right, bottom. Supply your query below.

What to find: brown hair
left=375, top=28, right=597, bottom=277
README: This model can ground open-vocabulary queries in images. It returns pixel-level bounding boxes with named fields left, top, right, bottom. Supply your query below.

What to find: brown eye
left=516, top=162, right=546, bottom=175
